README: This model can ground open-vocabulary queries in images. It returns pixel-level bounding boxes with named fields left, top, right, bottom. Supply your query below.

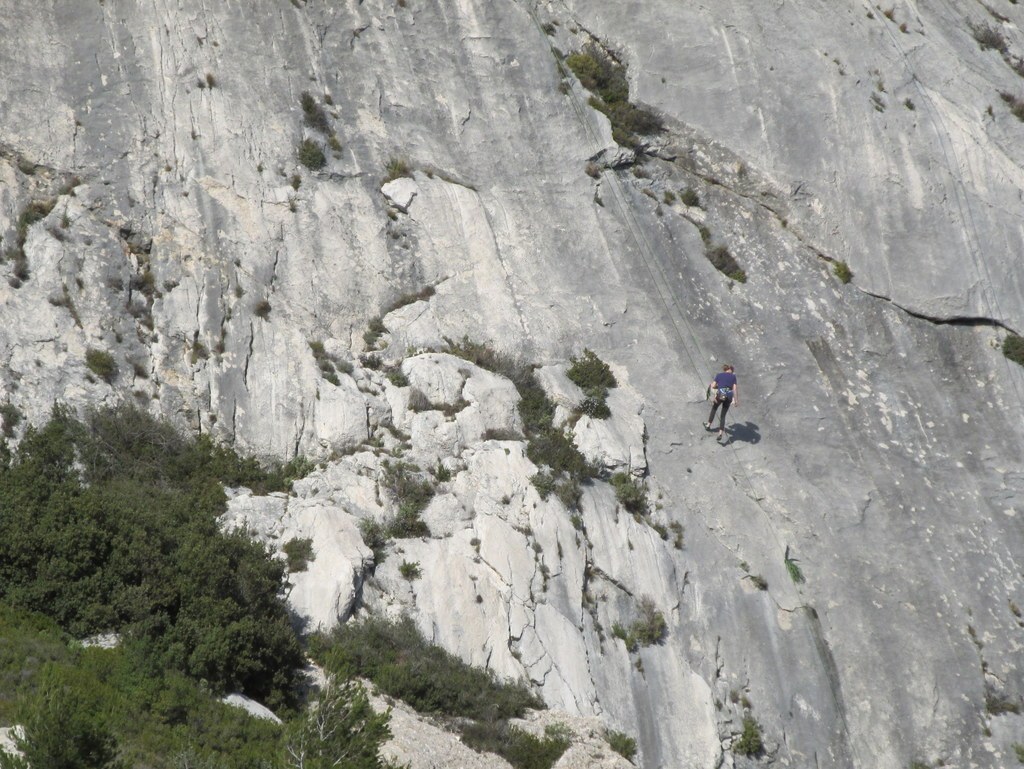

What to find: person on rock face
left=704, top=364, right=738, bottom=441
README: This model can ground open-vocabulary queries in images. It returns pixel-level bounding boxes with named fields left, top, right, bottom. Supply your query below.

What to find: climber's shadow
left=724, top=421, right=761, bottom=445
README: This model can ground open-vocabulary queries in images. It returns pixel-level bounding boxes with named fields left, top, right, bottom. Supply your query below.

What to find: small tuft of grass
left=1004, top=334, right=1024, bottom=367
left=384, top=157, right=412, bottom=183
left=784, top=548, right=805, bottom=584
left=680, top=187, right=700, bottom=207
left=254, top=299, right=272, bottom=320
left=833, top=260, right=853, bottom=283
left=1012, top=743, right=1024, bottom=763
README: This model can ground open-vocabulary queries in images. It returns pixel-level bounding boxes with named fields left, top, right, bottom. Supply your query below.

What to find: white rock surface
left=221, top=693, right=283, bottom=724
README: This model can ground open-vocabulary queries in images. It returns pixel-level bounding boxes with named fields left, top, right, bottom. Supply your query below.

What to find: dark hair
left=723, top=364, right=734, bottom=372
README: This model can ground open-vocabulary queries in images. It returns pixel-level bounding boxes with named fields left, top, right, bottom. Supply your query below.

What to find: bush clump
left=706, top=245, right=747, bottom=283
left=1004, top=333, right=1024, bottom=367
left=316, top=616, right=541, bottom=721
left=460, top=722, right=570, bottom=769
left=610, top=472, right=649, bottom=517
left=732, top=716, right=764, bottom=756
left=565, top=46, right=663, bottom=147
left=384, top=157, right=412, bottom=183
left=604, top=729, right=637, bottom=762
left=567, top=349, right=615, bottom=420
left=314, top=617, right=554, bottom=769
left=282, top=537, right=315, bottom=572
left=300, top=91, right=331, bottom=134
left=85, top=348, right=117, bottom=383
left=611, top=596, right=667, bottom=652
left=0, top=405, right=305, bottom=708
left=298, top=138, right=326, bottom=170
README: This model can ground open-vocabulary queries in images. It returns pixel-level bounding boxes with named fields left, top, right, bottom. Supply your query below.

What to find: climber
left=704, top=364, right=738, bottom=441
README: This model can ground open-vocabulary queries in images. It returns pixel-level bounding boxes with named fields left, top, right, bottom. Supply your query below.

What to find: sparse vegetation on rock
left=732, top=716, right=764, bottom=756
left=612, top=596, right=667, bottom=652
left=567, top=348, right=616, bottom=420
left=298, top=138, right=326, bottom=170
left=706, top=245, right=747, bottom=283
left=565, top=45, right=662, bottom=147
left=313, top=616, right=557, bottom=769
left=85, top=348, right=117, bottom=382
left=1004, top=333, right=1024, bottom=366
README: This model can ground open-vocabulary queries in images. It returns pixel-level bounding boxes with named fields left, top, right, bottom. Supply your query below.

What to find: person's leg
left=707, top=399, right=720, bottom=427
left=717, top=399, right=731, bottom=433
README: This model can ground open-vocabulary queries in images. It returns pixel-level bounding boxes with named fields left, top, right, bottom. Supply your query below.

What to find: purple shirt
left=714, top=372, right=737, bottom=391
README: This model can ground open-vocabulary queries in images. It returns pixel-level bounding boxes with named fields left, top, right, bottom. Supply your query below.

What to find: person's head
left=722, top=364, right=734, bottom=373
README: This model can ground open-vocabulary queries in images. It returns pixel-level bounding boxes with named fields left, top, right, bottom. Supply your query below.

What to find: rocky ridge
left=1, top=0, right=1024, bottom=767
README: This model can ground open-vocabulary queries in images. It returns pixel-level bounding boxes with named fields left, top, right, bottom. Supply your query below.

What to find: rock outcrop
left=2, top=1, right=1024, bottom=767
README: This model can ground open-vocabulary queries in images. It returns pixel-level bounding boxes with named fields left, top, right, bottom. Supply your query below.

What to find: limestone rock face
left=2, top=1, right=1024, bottom=768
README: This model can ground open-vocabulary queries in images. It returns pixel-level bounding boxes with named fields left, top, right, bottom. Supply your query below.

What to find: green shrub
left=610, top=472, right=648, bottom=517
left=300, top=91, right=331, bottom=134
left=282, top=537, right=315, bottom=572
left=732, top=716, right=764, bottom=756
left=254, top=299, right=272, bottom=319
left=604, top=729, right=637, bottom=762
left=567, top=349, right=616, bottom=393
left=461, top=722, right=569, bottom=769
left=387, top=369, right=409, bottom=387
left=85, top=348, right=117, bottom=383
left=381, top=460, right=435, bottom=519
left=363, top=316, right=386, bottom=348
left=399, top=560, right=422, bottom=580
left=298, top=138, right=326, bottom=170
left=833, top=260, right=853, bottom=284
left=317, top=616, right=541, bottom=721
left=706, top=245, right=747, bottom=283
left=1012, top=742, right=1024, bottom=763
left=565, top=46, right=662, bottom=147
left=612, top=596, right=666, bottom=652
left=680, top=187, right=700, bottom=207
left=1004, top=334, right=1024, bottom=366
left=0, top=402, right=22, bottom=438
